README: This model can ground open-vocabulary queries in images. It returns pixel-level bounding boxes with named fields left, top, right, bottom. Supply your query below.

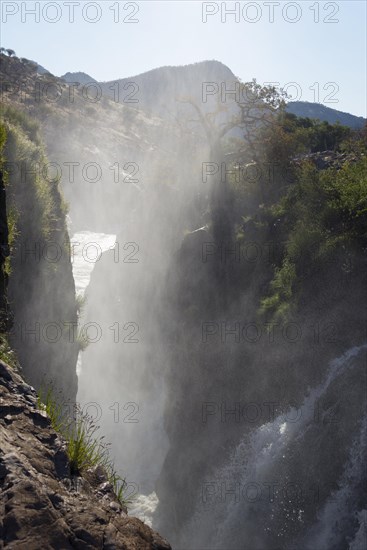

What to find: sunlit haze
left=2, top=0, right=366, bottom=116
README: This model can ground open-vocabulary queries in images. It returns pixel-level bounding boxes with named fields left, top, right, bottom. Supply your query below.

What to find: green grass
left=0, top=334, right=18, bottom=368
left=67, top=409, right=108, bottom=474
left=37, top=386, right=132, bottom=507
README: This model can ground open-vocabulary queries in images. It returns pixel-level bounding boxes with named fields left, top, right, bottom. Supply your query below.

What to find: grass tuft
left=37, top=386, right=132, bottom=507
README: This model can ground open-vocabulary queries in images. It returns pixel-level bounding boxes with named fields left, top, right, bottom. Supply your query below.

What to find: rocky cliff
left=0, top=359, right=171, bottom=550
left=0, top=107, right=79, bottom=403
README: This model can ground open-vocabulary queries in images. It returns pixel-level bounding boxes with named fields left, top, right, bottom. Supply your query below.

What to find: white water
left=180, top=344, right=367, bottom=549
left=70, top=231, right=116, bottom=298
left=304, top=411, right=367, bottom=550
left=129, top=492, right=160, bottom=527
left=70, top=231, right=116, bottom=376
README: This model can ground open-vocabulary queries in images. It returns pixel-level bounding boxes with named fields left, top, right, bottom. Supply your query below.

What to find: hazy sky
left=1, top=1, right=366, bottom=116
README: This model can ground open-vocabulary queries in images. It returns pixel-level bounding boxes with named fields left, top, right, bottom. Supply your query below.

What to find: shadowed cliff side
left=155, top=138, right=367, bottom=545
left=0, top=107, right=79, bottom=402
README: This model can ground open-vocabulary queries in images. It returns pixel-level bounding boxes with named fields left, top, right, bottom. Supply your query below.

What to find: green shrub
left=259, top=146, right=367, bottom=321
left=260, top=258, right=296, bottom=320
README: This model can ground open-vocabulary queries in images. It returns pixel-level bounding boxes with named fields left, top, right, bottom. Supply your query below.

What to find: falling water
left=70, top=231, right=116, bottom=376
left=303, top=410, right=367, bottom=550
left=70, top=229, right=166, bottom=527
left=68, top=227, right=367, bottom=542
left=70, top=231, right=116, bottom=298
left=179, top=344, right=367, bottom=550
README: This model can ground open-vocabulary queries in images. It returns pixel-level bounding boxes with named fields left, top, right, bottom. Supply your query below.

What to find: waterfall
left=70, top=229, right=166, bottom=527
left=70, top=231, right=116, bottom=298
left=70, top=231, right=116, bottom=375
left=303, top=411, right=367, bottom=550
left=67, top=233, right=366, bottom=543
left=179, top=344, right=367, bottom=549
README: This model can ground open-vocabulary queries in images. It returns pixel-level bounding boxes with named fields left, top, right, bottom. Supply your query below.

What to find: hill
left=61, top=71, right=97, bottom=85
left=286, top=100, right=365, bottom=128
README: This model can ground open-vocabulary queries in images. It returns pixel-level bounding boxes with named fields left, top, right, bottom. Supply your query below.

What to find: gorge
left=0, top=52, right=366, bottom=549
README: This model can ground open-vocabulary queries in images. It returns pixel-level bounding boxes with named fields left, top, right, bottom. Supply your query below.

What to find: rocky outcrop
left=293, top=149, right=365, bottom=170
left=0, top=360, right=171, bottom=549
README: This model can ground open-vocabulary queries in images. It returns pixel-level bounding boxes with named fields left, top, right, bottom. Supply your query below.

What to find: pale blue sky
left=1, top=1, right=366, bottom=116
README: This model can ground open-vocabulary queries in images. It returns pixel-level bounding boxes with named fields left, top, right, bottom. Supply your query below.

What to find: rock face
left=293, top=149, right=364, bottom=170
left=0, top=360, right=171, bottom=550
left=0, top=106, right=80, bottom=403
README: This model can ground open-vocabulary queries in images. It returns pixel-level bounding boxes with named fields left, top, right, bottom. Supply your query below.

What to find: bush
left=259, top=145, right=367, bottom=321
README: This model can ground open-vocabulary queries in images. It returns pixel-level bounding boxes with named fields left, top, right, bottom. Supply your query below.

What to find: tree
left=175, top=81, right=287, bottom=299
left=180, top=82, right=287, bottom=226
left=178, top=80, right=287, bottom=173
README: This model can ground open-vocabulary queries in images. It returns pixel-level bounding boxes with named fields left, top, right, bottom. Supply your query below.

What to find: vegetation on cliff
left=0, top=104, right=79, bottom=401
left=225, top=112, right=367, bottom=322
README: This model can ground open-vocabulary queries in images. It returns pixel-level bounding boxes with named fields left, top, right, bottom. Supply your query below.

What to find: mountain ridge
left=287, top=100, right=365, bottom=129
left=60, top=60, right=366, bottom=127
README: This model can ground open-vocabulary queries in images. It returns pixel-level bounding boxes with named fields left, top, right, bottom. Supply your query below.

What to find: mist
left=1, top=43, right=366, bottom=550
left=54, top=63, right=366, bottom=549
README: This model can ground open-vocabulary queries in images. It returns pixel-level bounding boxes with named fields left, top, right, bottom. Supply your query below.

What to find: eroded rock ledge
left=0, top=361, right=171, bottom=550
